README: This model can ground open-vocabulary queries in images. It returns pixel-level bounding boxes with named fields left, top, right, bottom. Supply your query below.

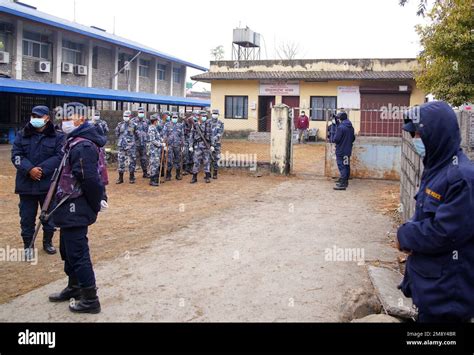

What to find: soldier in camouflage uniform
left=147, top=114, right=164, bottom=187
left=182, top=110, right=195, bottom=176
left=132, top=107, right=150, bottom=178
left=209, top=109, right=224, bottom=179
left=91, top=110, right=109, bottom=138
left=189, top=111, right=214, bottom=184
left=163, top=113, right=185, bottom=181
left=115, top=110, right=138, bottom=184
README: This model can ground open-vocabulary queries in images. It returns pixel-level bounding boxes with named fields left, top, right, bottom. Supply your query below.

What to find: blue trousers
left=19, top=194, right=55, bottom=245
left=336, top=155, right=351, bottom=181
left=59, top=226, right=96, bottom=288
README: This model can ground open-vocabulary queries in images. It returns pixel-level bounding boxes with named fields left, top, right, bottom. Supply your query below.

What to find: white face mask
left=212, top=114, right=218, bottom=119
left=123, top=116, right=130, bottom=122
left=62, top=120, right=77, bottom=134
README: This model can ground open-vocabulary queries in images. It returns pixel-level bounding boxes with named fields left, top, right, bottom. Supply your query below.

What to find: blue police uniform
left=398, top=101, right=474, bottom=322
left=333, top=114, right=355, bottom=185
left=49, top=112, right=105, bottom=314
left=11, top=113, right=64, bottom=252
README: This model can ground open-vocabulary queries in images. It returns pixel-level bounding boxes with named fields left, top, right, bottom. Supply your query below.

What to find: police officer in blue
left=48, top=102, right=105, bottom=314
left=397, top=101, right=474, bottom=323
left=333, top=111, right=355, bottom=191
left=11, top=106, right=64, bottom=258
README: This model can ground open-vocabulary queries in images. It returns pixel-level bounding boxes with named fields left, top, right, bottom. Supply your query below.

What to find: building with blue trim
left=0, top=0, right=209, bottom=141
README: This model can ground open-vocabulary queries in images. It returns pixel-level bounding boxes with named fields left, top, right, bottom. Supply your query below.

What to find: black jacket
left=52, top=122, right=106, bottom=228
left=11, top=122, right=64, bottom=195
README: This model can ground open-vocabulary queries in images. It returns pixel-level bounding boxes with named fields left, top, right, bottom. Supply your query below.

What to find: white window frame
left=62, top=40, right=83, bottom=65
left=157, top=64, right=166, bottom=81
left=23, top=31, right=50, bottom=60
left=172, top=67, right=181, bottom=83
left=139, top=59, right=150, bottom=78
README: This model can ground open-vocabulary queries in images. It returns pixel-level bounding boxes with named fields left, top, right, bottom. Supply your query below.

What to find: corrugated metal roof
left=0, top=78, right=210, bottom=106
left=0, top=0, right=208, bottom=71
left=191, top=71, right=415, bottom=82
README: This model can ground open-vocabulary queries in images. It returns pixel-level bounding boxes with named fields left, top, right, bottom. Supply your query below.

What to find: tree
left=276, top=41, right=301, bottom=60
left=401, top=0, right=474, bottom=106
left=210, top=45, right=225, bottom=61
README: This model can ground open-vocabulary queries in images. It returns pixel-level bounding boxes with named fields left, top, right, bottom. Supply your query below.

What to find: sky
left=19, top=0, right=428, bottom=91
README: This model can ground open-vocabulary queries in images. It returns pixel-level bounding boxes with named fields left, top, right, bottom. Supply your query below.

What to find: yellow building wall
left=211, top=80, right=260, bottom=131
left=211, top=79, right=426, bottom=137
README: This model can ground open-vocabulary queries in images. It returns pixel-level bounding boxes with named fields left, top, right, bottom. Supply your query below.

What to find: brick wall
left=22, top=56, right=53, bottom=82
left=92, top=46, right=114, bottom=89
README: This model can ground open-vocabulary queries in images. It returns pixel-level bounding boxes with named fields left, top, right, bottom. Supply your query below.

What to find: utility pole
left=73, top=0, right=76, bottom=22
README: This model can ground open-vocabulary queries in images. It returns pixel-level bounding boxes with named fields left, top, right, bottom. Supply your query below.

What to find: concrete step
left=368, top=266, right=418, bottom=320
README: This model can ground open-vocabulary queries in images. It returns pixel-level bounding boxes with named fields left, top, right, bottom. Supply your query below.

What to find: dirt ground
left=0, top=141, right=401, bottom=321
left=222, top=140, right=326, bottom=175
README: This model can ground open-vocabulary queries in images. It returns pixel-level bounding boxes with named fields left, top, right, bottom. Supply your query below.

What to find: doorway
left=282, top=96, right=300, bottom=128
left=258, top=96, right=275, bottom=132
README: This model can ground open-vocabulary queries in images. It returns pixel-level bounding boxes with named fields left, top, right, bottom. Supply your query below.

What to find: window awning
left=0, top=78, right=210, bottom=107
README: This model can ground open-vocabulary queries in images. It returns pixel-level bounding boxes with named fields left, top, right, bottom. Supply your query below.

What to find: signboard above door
left=260, top=81, right=300, bottom=96
left=337, top=86, right=361, bottom=109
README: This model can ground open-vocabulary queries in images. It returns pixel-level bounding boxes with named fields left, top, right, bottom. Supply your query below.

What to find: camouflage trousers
left=136, top=145, right=148, bottom=172
left=192, top=147, right=211, bottom=174
left=167, top=146, right=182, bottom=171
left=184, top=140, right=194, bottom=165
left=211, top=144, right=221, bottom=170
left=118, top=146, right=136, bottom=173
left=148, top=147, right=162, bottom=176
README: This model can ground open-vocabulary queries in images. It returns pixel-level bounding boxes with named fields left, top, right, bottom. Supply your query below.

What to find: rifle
left=30, top=151, right=69, bottom=249
left=193, top=122, right=215, bottom=164
left=158, top=142, right=165, bottom=185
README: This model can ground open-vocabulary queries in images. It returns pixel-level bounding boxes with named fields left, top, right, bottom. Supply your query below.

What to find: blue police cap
left=32, top=106, right=50, bottom=116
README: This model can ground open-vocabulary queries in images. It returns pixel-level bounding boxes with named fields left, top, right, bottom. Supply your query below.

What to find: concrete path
left=0, top=178, right=397, bottom=322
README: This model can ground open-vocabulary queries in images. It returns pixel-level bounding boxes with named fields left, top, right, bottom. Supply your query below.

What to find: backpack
left=56, top=137, right=109, bottom=200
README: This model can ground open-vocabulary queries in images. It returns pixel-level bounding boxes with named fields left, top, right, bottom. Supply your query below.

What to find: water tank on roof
left=233, top=28, right=259, bottom=47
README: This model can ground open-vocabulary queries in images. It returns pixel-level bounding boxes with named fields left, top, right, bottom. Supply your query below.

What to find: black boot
left=49, top=277, right=81, bottom=302
left=191, top=173, right=198, bottom=184
left=213, top=169, right=218, bottom=180
left=333, top=180, right=348, bottom=191
left=149, top=175, right=159, bottom=187
left=182, top=165, right=189, bottom=176
left=116, top=172, right=124, bottom=184
left=205, top=172, right=211, bottom=184
left=166, top=170, right=172, bottom=182
left=43, top=231, right=56, bottom=255
left=23, top=240, right=35, bottom=262
left=142, top=169, right=150, bottom=179
left=69, top=286, right=101, bottom=314
left=129, top=172, right=136, bottom=184
left=176, top=169, right=182, bottom=181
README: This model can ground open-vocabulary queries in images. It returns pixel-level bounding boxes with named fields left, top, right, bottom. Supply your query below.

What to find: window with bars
left=139, top=59, right=150, bottom=78
left=310, top=96, right=337, bottom=121
left=225, top=96, right=248, bottom=119
left=157, top=64, right=166, bottom=81
left=23, top=31, right=50, bottom=60
left=62, top=40, right=83, bottom=65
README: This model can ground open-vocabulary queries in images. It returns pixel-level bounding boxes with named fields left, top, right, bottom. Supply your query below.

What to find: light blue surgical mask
left=413, top=138, right=426, bottom=158
left=62, top=120, right=77, bottom=134
left=30, top=117, right=47, bottom=129
left=193, top=116, right=198, bottom=122
left=138, top=113, right=145, bottom=119
left=202, top=117, right=207, bottom=122
left=172, top=118, right=178, bottom=124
